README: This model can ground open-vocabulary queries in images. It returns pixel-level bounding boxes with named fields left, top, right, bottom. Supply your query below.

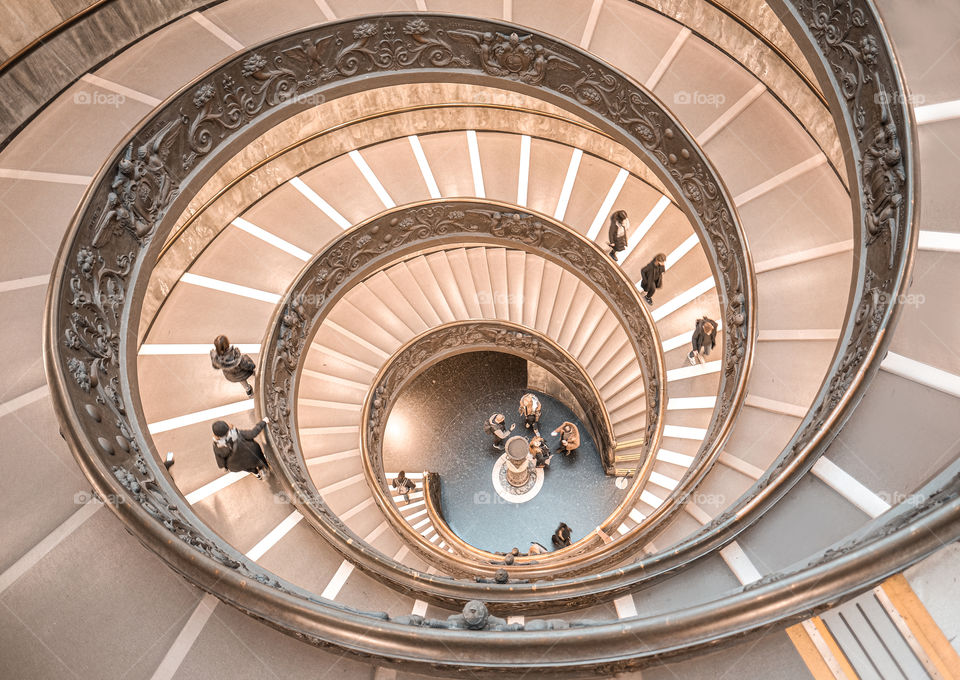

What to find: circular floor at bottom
left=382, top=352, right=628, bottom=553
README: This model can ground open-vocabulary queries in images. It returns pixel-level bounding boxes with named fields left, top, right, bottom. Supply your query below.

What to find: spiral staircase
left=2, top=1, right=959, bottom=678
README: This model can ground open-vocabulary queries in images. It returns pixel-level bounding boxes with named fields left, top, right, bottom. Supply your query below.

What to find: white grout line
left=147, top=398, right=253, bottom=435
left=640, top=489, right=664, bottom=508
left=289, top=177, right=351, bottom=229
left=408, top=135, right=441, bottom=199
left=554, top=148, right=583, bottom=220
left=506, top=615, right=525, bottom=626
left=918, top=229, right=960, bottom=253
left=754, top=240, right=853, bottom=273
left=801, top=619, right=850, bottom=678
left=645, top=27, right=691, bottom=90
left=318, top=472, right=365, bottom=495
left=744, top=394, right=807, bottom=418
left=719, top=542, right=762, bottom=585
left=812, top=457, right=891, bottom=518
left=684, top=502, right=713, bottom=525
left=628, top=508, right=645, bottom=523
left=393, top=545, right=410, bottom=562
left=139, top=343, right=260, bottom=355
left=0, top=168, right=91, bottom=184
left=733, top=153, right=828, bottom=206
left=231, top=217, right=311, bottom=261
left=80, top=73, right=161, bottom=107
left=0, top=273, right=49, bottom=293
left=415, top=0, right=427, bottom=9
left=649, top=471, right=679, bottom=490
left=0, top=385, right=48, bottom=419
left=301, top=425, right=360, bottom=437
left=179, top=272, right=281, bottom=304
left=517, top=134, right=531, bottom=206
left=873, top=585, right=943, bottom=680
left=758, top=329, right=840, bottom=342
left=321, top=560, right=355, bottom=600
left=502, top=0, right=512, bottom=20
left=664, top=233, right=698, bottom=270
left=620, top=195, right=671, bottom=261
left=914, top=98, right=960, bottom=125
left=667, top=396, right=716, bottom=410
left=245, top=510, right=303, bottom=560
left=313, top=0, right=336, bottom=20
left=650, top=275, right=715, bottom=321
left=585, top=168, right=629, bottom=241
left=189, top=12, right=244, bottom=51
left=718, top=451, right=763, bottom=480
left=340, top=497, right=375, bottom=522
left=149, top=593, right=220, bottom=680
left=411, top=599, right=429, bottom=616
left=349, top=149, right=395, bottom=208
left=614, top=594, right=638, bottom=619
left=666, top=361, right=721, bottom=382
left=579, top=0, right=604, bottom=48
left=184, top=471, right=249, bottom=504
left=306, top=449, right=361, bottom=466
left=310, top=343, right=379, bottom=372
left=697, top=82, right=766, bottom=145
left=298, top=398, right=362, bottom=412
left=325, top=320, right=391, bottom=359
left=656, top=449, right=694, bottom=467
left=466, top=130, right=486, bottom=197
left=0, top=500, right=101, bottom=595
left=881, top=352, right=960, bottom=399
left=301, top=368, right=368, bottom=391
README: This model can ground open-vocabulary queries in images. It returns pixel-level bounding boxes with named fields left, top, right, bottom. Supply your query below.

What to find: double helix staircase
left=1, top=0, right=959, bottom=678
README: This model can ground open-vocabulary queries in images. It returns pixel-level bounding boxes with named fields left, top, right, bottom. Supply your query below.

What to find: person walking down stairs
left=607, top=210, right=629, bottom=261
left=392, top=471, right=416, bottom=504
left=640, top=253, right=666, bottom=305
left=210, top=334, right=257, bottom=397
left=688, top=317, right=718, bottom=366
left=212, top=418, right=270, bottom=479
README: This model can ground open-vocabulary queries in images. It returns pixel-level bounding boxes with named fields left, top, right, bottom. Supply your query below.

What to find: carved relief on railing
left=259, top=201, right=661, bottom=576
left=45, top=7, right=924, bottom=672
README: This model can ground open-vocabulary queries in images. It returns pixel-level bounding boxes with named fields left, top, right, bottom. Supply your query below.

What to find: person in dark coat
left=483, top=413, right=515, bottom=450
left=210, top=334, right=256, bottom=396
left=688, top=317, right=718, bottom=365
left=607, top=210, right=629, bottom=261
left=551, top=522, right=572, bottom=548
left=212, top=418, right=269, bottom=478
left=640, top=253, right=666, bottom=305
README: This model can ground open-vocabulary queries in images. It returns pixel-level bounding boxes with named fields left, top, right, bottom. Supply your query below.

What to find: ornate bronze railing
left=43, top=8, right=924, bottom=673
left=357, top=319, right=619, bottom=569
left=262, top=203, right=663, bottom=580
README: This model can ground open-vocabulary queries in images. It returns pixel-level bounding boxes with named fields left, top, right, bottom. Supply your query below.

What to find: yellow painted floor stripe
left=786, top=623, right=838, bottom=680
left=882, top=574, right=960, bottom=679
left=809, top=617, right=859, bottom=679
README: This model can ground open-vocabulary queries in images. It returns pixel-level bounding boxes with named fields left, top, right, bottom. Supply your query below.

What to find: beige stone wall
left=0, top=0, right=96, bottom=61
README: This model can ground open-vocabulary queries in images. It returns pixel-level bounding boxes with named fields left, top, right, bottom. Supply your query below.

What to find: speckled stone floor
left=382, top=352, right=628, bottom=553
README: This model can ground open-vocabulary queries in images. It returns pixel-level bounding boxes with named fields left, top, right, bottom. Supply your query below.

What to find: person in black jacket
left=551, top=522, right=572, bottom=548
left=212, top=418, right=269, bottom=478
left=688, top=317, right=718, bottom=365
left=640, top=253, right=666, bottom=305
left=607, top=210, right=629, bottom=261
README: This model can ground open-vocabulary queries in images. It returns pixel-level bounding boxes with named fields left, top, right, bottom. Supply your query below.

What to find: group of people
left=483, top=393, right=581, bottom=468
left=608, top=210, right=719, bottom=366
left=495, top=522, right=572, bottom=560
